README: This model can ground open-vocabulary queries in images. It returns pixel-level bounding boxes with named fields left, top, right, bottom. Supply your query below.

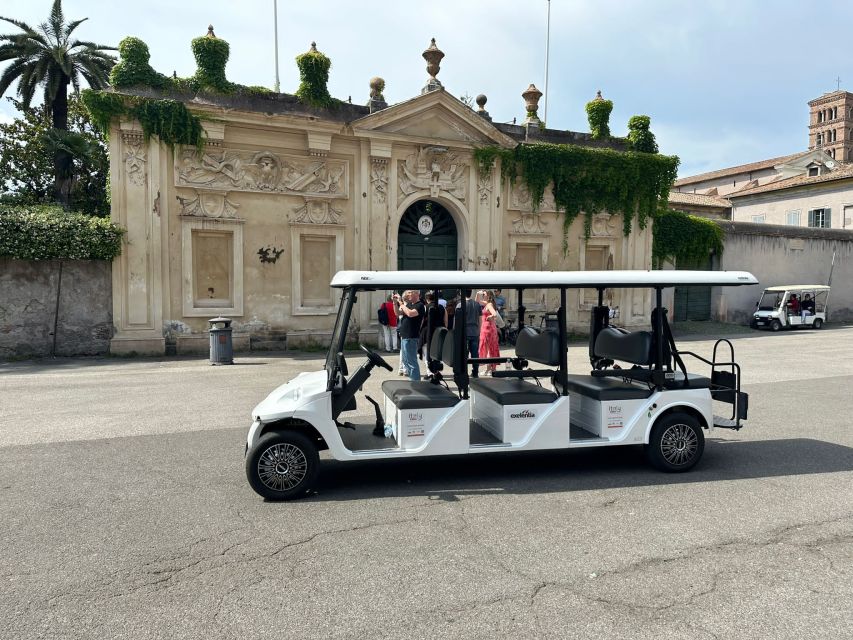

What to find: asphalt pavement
left=1, top=328, right=851, bottom=639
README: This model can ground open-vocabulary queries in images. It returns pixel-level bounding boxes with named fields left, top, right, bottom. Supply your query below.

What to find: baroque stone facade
left=108, top=87, right=654, bottom=354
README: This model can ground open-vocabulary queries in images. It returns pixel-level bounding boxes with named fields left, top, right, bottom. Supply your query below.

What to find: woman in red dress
left=478, top=290, right=500, bottom=374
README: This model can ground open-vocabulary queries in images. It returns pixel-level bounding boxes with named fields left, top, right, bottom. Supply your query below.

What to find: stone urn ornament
left=368, top=76, right=387, bottom=112
left=522, top=84, right=543, bottom=124
left=422, top=38, right=444, bottom=94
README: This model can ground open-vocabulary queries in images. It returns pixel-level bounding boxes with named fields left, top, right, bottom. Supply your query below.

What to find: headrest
left=594, top=327, right=652, bottom=366
left=429, top=327, right=448, bottom=361
left=515, top=327, right=560, bottom=366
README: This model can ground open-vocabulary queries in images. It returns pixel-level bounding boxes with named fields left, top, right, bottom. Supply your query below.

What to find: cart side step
left=713, top=415, right=741, bottom=430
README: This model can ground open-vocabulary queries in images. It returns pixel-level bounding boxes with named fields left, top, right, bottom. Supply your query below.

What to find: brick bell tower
left=808, top=89, right=853, bottom=163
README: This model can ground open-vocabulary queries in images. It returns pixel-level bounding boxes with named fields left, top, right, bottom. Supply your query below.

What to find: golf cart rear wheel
left=770, top=319, right=782, bottom=332
left=813, top=318, right=823, bottom=329
left=645, top=412, right=705, bottom=472
left=246, top=431, right=319, bottom=500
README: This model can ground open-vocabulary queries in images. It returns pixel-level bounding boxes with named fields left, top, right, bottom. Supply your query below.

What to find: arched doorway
left=397, top=200, right=458, bottom=271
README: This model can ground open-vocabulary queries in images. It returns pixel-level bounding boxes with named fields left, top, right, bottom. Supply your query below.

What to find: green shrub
left=110, top=37, right=169, bottom=89
left=0, top=204, right=124, bottom=260
left=627, top=115, right=659, bottom=153
left=586, top=95, right=613, bottom=139
left=191, top=34, right=233, bottom=93
left=295, top=44, right=332, bottom=108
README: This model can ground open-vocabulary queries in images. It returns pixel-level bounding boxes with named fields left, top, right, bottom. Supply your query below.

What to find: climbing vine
left=473, top=143, right=679, bottom=243
left=627, top=115, right=659, bottom=153
left=81, top=89, right=206, bottom=149
left=652, top=209, right=723, bottom=268
left=295, top=44, right=333, bottom=108
left=585, top=96, right=613, bottom=139
left=190, top=34, right=233, bottom=93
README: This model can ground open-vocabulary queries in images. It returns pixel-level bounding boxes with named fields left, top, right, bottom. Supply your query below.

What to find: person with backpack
left=377, top=294, right=398, bottom=352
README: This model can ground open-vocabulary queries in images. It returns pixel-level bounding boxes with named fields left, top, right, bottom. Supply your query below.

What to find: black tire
left=770, top=319, right=782, bottom=332
left=645, top=412, right=705, bottom=472
left=246, top=430, right=319, bottom=500
left=813, top=318, right=823, bottom=329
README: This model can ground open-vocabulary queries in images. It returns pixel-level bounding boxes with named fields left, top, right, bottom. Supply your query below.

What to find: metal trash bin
left=208, top=317, right=234, bottom=365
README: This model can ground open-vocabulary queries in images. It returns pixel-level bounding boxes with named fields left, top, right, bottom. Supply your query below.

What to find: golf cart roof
left=764, top=285, right=831, bottom=292
left=331, top=270, right=758, bottom=289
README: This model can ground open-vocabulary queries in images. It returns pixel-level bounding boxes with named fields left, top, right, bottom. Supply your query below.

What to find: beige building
left=108, top=47, right=659, bottom=355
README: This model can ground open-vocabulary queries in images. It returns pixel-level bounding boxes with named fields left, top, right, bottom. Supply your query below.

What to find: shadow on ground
left=299, top=436, right=853, bottom=503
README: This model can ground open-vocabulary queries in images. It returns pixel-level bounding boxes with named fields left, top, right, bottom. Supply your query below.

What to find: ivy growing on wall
left=627, top=115, right=659, bottom=153
left=109, top=37, right=169, bottom=90
left=585, top=95, right=613, bottom=139
left=190, top=33, right=233, bottom=93
left=81, top=89, right=205, bottom=149
left=473, top=143, right=679, bottom=243
left=652, top=209, right=723, bottom=268
left=0, top=204, right=124, bottom=260
left=295, top=43, right=333, bottom=108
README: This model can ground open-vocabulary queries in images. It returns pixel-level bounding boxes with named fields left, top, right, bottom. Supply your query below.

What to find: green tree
left=0, top=95, right=109, bottom=216
left=0, top=0, right=115, bottom=206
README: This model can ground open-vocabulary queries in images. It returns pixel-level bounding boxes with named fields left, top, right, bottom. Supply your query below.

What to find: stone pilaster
left=109, top=120, right=165, bottom=355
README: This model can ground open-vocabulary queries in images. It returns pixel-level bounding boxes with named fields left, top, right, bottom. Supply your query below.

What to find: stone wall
left=715, top=222, right=853, bottom=323
left=0, top=259, right=112, bottom=358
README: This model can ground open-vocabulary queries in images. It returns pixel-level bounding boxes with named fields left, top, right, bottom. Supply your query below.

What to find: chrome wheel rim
left=257, top=443, right=308, bottom=492
left=660, top=423, right=698, bottom=466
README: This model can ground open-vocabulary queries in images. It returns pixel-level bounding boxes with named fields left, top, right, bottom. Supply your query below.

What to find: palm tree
left=0, top=0, right=115, bottom=206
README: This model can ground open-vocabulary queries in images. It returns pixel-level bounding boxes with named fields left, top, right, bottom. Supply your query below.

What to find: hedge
left=0, top=204, right=124, bottom=260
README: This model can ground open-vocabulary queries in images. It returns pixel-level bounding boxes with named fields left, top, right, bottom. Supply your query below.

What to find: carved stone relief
left=477, top=168, right=492, bottom=205
left=511, top=212, right=546, bottom=234
left=289, top=198, right=343, bottom=225
left=590, top=213, right=619, bottom=237
left=176, top=190, right=240, bottom=218
left=510, top=183, right=557, bottom=212
left=124, top=141, right=146, bottom=187
left=399, top=146, right=466, bottom=200
left=370, top=160, right=388, bottom=204
left=175, top=148, right=348, bottom=198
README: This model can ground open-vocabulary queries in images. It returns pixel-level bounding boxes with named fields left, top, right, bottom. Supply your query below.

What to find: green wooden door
left=397, top=201, right=457, bottom=271
left=674, top=256, right=713, bottom=321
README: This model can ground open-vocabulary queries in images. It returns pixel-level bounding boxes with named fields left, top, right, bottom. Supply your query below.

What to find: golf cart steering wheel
left=360, top=344, right=393, bottom=371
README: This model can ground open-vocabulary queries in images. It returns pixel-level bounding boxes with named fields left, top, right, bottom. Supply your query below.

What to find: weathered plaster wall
left=715, top=222, right=853, bottom=323
left=0, top=259, right=112, bottom=358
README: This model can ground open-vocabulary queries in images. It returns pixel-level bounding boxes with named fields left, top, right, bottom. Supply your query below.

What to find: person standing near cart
left=396, top=290, right=425, bottom=381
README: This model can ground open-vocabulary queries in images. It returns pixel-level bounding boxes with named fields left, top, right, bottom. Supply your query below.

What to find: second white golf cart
left=751, top=285, right=830, bottom=331
left=245, top=270, right=758, bottom=500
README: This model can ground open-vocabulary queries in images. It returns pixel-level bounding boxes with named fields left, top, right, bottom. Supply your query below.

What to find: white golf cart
left=751, top=285, right=830, bottom=331
left=244, top=270, right=758, bottom=500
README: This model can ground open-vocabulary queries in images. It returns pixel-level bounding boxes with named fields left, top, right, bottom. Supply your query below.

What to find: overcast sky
left=1, top=0, right=851, bottom=177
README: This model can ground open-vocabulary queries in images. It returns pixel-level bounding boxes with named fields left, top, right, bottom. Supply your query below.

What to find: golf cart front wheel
left=813, top=318, right=823, bottom=329
left=645, top=412, right=705, bottom=472
left=770, top=319, right=782, bottom=332
left=246, top=430, right=319, bottom=500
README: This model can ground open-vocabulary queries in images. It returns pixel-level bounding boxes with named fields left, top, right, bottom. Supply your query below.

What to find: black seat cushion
left=565, top=374, right=652, bottom=401
left=469, top=378, right=558, bottom=406
left=381, top=380, right=460, bottom=409
left=663, top=372, right=711, bottom=389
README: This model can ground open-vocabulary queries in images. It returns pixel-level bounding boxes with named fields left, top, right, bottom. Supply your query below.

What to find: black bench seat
left=381, top=380, right=460, bottom=409
left=565, top=374, right=652, bottom=401
left=469, top=378, right=558, bottom=406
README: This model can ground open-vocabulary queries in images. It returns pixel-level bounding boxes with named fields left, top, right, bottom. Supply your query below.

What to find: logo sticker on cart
left=406, top=427, right=425, bottom=438
left=606, top=404, right=624, bottom=429
left=407, top=412, right=424, bottom=425
left=510, top=409, right=536, bottom=419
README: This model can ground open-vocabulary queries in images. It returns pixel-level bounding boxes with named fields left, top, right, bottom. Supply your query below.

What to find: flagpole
left=273, top=0, right=280, bottom=93
left=543, top=0, right=551, bottom=125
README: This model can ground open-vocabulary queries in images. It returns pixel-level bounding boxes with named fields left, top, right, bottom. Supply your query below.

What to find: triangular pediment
left=352, top=89, right=516, bottom=148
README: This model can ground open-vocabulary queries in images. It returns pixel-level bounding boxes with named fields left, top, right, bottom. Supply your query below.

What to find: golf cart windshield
left=325, top=288, right=355, bottom=378
left=758, top=290, right=784, bottom=311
